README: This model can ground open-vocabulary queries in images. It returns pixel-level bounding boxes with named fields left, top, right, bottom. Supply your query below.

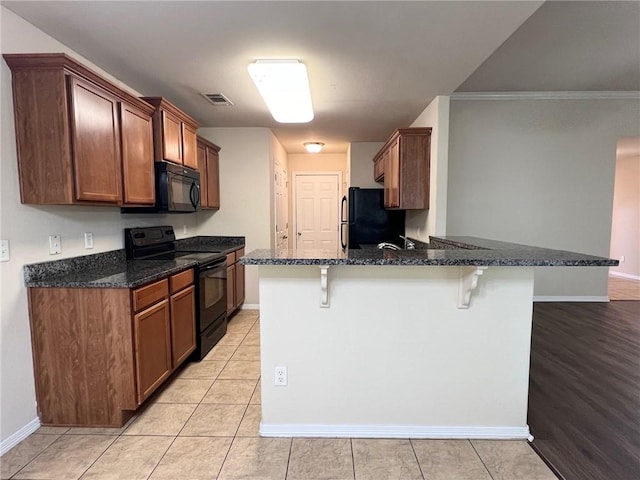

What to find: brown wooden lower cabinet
left=170, top=285, right=196, bottom=366
left=226, top=263, right=236, bottom=315
left=226, top=247, right=245, bottom=316
left=27, top=268, right=196, bottom=427
left=134, top=299, right=172, bottom=404
left=28, top=288, right=137, bottom=427
left=235, top=252, right=245, bottom=307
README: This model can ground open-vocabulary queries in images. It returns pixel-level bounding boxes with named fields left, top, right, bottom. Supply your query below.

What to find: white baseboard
left=609, top=271, right=640, bottom=281
left=533, top=296, right=609, bottom=302
left=259, top=423, right=530, bottom=440
left=0, top=417, right=40, bottom=456
left=240, top=304, right=259, bottom=310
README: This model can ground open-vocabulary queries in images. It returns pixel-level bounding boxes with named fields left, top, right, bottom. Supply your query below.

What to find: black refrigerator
left=340, top=187, right=405, bottom=250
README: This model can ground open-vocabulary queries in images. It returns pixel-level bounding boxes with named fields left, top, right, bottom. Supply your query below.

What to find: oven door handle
left=199, top=259, right=227, bottom=272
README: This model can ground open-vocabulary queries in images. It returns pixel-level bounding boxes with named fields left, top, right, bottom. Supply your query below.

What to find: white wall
left=288, top=153, right=348, bottom=179
left=610, top=138, right=640, bottom=278
left=0, top=7, right=201, bottom=445
left=197, top=128, right=273, bottom=307
left=287, top=152, right=349, bottom=209
left=259, top=265, right=534, bottom=438
left=447, top=97, right=640, bottom=299
left=349, top=142, right=384, bottom=188
left=405, top=96, right=450, bottom=242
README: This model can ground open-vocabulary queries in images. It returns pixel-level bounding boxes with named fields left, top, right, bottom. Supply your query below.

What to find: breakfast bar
left=241, top=237, right=616, bottom=440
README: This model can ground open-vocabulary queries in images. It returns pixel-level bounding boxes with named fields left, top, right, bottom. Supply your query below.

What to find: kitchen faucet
left=377, top=242, right=401, bottom=251
left=399, top=235, right=416, bottom=249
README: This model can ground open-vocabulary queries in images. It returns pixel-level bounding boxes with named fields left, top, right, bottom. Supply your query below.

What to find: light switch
left=0, top=240, right=9, bottom=262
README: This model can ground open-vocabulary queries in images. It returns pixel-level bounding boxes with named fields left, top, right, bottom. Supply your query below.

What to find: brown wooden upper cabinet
left=3, top=53, right=155, bottom=206
left=372, top=128, right=432, bottom=209
left=141, top=97, right=200, bottom=170
left=196, top=136, right=221, bottom=209
left=121, top=103, right=155, bottom=205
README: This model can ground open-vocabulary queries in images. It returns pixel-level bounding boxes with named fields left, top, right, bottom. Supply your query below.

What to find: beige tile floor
left=1, top=310, right=557, bottom=480
left=608, top=275, right=640, bottom=300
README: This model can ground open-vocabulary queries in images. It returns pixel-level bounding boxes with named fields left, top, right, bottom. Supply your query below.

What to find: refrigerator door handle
left=340, top=196, right=347, bottom=223
left=340, top=223, right=347, bottom=250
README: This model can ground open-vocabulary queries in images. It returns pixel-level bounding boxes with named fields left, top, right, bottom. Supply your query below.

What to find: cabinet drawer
left=133, top=279, right=169, bottom=312
left=226, top=252, right=236, bottom=266
left=235, top=248, right=245, bottom=259
left=170, top=269, right=193, bottom=294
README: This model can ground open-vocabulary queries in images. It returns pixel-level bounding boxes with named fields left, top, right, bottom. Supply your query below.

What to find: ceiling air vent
left=201, top=93, right=233, bottom=106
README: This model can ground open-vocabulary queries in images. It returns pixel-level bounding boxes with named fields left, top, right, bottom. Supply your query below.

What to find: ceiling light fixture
left=248, top=59, right=314, bottom=123
left=304, top=142, right=324, bottom=153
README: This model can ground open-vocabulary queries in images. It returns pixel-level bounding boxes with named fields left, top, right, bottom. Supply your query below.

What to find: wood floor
left=608, top=275, right=640, bottom=300
left=528, top=301, right=640, bottom=480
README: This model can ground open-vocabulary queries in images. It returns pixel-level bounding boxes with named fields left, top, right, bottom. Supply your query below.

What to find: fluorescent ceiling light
left=248, top=59, right=314, bottom=123
left=304, top=142, right=324, bottom=153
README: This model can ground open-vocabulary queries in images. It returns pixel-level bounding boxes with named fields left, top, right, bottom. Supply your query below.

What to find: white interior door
left=294, top=173, right=340, bottom=251
left=274, top=158, right=289, bottom=249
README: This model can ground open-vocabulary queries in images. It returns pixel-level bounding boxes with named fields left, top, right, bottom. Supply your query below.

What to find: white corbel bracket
left=458, top=266, right=488, bottom=309
left=319, top=265, right=330, bottom=308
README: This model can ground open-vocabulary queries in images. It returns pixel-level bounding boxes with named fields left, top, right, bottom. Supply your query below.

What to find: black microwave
left=122, top=161, right=200, bottom=213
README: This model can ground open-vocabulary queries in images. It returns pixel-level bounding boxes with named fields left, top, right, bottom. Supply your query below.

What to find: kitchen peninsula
left=241, top=237, right=616, bottom=440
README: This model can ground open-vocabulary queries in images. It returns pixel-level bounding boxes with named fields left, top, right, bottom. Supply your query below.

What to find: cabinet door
left=69, top=77, right=122, bottom=203
left=161, top=110, right=183, bottom=164
left=182, top=123, right=198, bottom=170
left=206, top=147, right=220, bottom=209
left=374, top=156, right=384, bottom=182
left=170, top=285, right=196, bottom=368
left=226, top=265, right=236, bottom=315
left=235, top=261, right=245, bottom=308
left=121, top=103, right=155, bottom=205
left=133, top=299, right=172, bottom=403
left=385, top=139, right=400, bottom=208
left=197, top=143, right=209, bottom=207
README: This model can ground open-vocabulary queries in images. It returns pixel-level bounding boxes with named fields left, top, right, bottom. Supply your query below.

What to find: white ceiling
left=457, top=1, right=640, bottom=92
left=3, top=1, right=637, bottom=154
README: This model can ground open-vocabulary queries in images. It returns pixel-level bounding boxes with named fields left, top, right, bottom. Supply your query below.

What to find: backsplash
left=23, top=249, right=125, bottom=284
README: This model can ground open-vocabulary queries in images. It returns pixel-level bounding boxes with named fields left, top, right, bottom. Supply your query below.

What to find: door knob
left=283, top=235, right=288, bottom=239
left=297, top=232, right=302, bottom=236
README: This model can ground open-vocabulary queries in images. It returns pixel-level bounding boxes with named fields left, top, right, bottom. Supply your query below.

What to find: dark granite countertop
left=175, top=236, right=245, bottom=252
left=24, top=236, right=245, bottom=288
left=240, top=236, right=617, bottom=267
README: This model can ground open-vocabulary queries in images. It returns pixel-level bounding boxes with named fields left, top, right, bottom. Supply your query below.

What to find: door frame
left=291, top=171, right=343, bottom=251
left=273, top=156, right=289, bottom=249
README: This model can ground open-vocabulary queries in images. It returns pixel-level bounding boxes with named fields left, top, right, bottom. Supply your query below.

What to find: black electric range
left=125, top=226, right=228, bottom=359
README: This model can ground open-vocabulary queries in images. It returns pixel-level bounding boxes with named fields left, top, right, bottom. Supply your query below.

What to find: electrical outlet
left=0, top=240, right=9, bottom=262
left=84, top=232, right=94, bottom=249
left=620, top=255, right=625, bottom=262
left=48, top=235, right=61, bottom=255
left=274, top=366, right=288, bottom=386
